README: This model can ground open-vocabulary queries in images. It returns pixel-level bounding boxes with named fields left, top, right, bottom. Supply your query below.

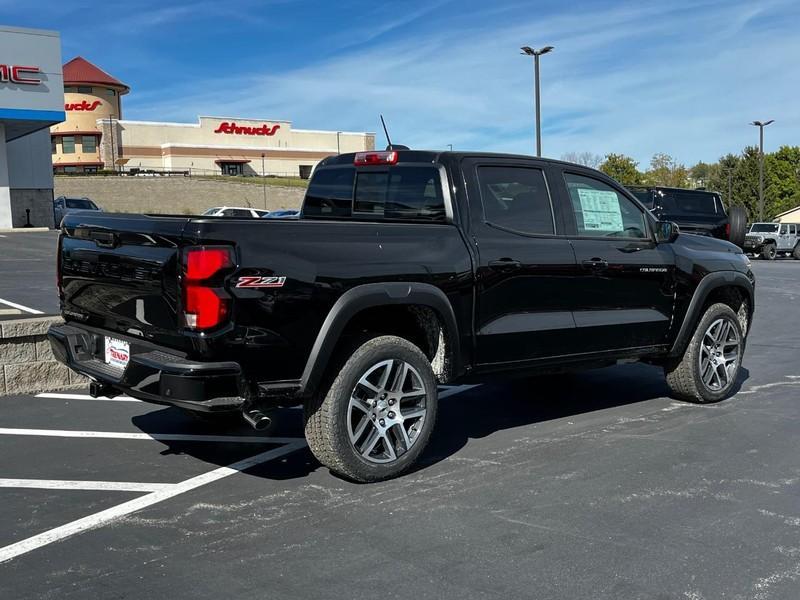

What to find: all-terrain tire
left=727, top=206, right=747, bottom=248
left=793, top=243, right=800, bottom=260
left=664, top=303, right=744, bottom=403
left=761, top=242, right=777, bottom=260
left=304, top=335, right=438, bottom=482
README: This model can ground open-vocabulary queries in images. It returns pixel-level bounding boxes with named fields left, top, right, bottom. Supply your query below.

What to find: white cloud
left=124, top=0, right=800, bottom=165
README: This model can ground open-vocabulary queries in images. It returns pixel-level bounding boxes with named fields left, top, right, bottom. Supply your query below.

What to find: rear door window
left=477, top=166, right=554, bottom=235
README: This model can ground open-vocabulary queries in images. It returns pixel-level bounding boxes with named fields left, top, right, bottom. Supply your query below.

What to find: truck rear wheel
left=304, top=335, right=438, bottom=482
left=793, top=244, right=800, bottom=260
left=664, top=303, right=743, bottom=403
left=761, top=242, right=777, bottom=260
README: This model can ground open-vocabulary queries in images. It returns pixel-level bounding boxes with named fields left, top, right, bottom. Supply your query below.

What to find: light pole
left=521, top=45, right=554, bottom=157
left=261, top=153, right=266, bottom=210
left=337, top=132, right=341, bottom=154
left=751, top=119, right=774, bottom=221
left=447, top=144, right=453, bottom=151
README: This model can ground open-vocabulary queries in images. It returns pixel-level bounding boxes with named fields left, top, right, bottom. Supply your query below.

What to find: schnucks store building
left=52, top=57, right=375, bottom=178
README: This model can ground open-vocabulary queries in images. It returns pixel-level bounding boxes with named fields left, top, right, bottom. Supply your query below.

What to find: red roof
left=63, top=57, right=129, bottom=93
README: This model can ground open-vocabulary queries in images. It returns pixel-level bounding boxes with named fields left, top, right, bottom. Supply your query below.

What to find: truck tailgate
left=59, top=212, right=191, bottom=350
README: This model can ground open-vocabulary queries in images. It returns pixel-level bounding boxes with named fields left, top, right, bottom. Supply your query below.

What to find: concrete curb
left=0, top=227, right=52, bottom=234
left=0, top=316, right=87, bottom=396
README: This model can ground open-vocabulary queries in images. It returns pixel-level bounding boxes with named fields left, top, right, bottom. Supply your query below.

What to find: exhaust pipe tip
left=243, top=409, right=271, bottom=431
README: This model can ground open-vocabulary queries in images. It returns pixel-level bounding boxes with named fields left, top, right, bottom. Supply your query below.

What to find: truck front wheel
left=664, top=303, right=744, bottom=403
left=762, top=242, right=777, bottom=260
left=304, top=335, right=438, bottom=482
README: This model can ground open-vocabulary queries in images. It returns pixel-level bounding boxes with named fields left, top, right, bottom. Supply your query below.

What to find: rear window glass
left=656, top=190, right=719, bottom=215
left=355, top=167, right=444, bottom=220
left=65, top=198, right=96, bottom=210
left=304, top=166, right=445, bottom=221
left=303, top=167, right=356, bottom=218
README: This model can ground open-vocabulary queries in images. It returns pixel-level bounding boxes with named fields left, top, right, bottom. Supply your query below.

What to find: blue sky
left=4, top=0, right=799, bottom=166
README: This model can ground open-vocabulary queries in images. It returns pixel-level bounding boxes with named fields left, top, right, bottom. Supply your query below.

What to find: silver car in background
left=53, top=196, right=101, bottom=227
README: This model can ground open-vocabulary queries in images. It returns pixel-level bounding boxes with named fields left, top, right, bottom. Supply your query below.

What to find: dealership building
left=0, top=26, right=64, bottom=229
left=52, top=58, right=375, bottom=178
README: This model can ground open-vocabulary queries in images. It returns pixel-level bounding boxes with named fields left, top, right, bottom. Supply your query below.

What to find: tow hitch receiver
left=89, top=380, right=119, bottom=399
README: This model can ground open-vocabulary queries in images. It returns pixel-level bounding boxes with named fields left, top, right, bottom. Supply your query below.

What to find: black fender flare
left=299, top=282, right=461, bottom=397
left=669, top=270, right=755, bottom=357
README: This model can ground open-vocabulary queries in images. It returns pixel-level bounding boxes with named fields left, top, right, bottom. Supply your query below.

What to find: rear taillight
left=725, top=223, right=731, bottom=239
left=182, top=246, right=234, bottom=331
left=56, top=233, right=64, bottom=298
left=354, top=151, right=398, bottom=166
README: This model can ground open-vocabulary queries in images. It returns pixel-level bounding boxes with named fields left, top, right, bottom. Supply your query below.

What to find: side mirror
left=655, top=220, right=679, bottom=243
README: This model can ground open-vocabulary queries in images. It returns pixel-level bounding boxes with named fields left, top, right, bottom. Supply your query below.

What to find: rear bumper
left=48, top=323, right=245, bottom=412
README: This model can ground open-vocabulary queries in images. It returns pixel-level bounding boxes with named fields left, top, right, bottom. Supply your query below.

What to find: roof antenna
left=380, top=115, right=409, bottom=151
left=380, top=114, right=392, bottom=149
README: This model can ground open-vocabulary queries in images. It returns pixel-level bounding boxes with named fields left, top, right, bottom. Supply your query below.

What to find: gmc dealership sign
left=214, top=122, right=281, bottom=136
left=0, top=64, right=41, bottom=85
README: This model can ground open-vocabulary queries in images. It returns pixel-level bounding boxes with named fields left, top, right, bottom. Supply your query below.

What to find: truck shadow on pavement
left=129, top=362, right=749, bottom=483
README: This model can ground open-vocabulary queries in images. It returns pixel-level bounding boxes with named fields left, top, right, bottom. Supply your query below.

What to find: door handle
left=582, top=258, right=608, bottom=270
left=488, top=258, right=522, bottom=270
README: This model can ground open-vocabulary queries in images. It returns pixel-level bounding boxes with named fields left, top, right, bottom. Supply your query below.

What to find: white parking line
left=34, top=393, right=140, bottom=402
left=0, top=428, right=303, bottom=445
left=0, top=440, right=307, bottom=563
left=0, top=479, right=176, bottom=492
left=0, top=298, right=43, bottom=315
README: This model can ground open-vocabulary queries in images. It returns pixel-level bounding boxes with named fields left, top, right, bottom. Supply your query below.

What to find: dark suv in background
left=628, top=186, right=747, bottom=248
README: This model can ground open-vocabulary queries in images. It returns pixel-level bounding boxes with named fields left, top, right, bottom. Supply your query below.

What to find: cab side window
left=564, top=173, right=648, bottom=239
left=780, top=224, right=789, bottom=235
left=477, top=166, right=554, bottom=235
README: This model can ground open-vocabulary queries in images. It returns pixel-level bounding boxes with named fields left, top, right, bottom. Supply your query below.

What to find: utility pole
left=521, top=45, right=554, bottom=157
left=337, top=132, right=341, bottom=154
left=750, top=119, right=774, bottom=221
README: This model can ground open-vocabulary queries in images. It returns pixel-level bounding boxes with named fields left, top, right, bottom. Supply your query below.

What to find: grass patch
left=194, top=175, right=309, bottom=188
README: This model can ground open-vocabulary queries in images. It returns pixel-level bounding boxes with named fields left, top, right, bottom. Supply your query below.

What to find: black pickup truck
left=49, top=150, right=755, bottom=482
left=627, top=186, right=748, bottom=248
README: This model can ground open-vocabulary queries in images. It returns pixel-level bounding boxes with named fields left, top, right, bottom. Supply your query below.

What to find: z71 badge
left=235, top=276, right=287, bottom=288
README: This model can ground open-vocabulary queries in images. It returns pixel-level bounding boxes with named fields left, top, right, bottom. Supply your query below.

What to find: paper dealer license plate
left=104, top=337, right=130, bottom=370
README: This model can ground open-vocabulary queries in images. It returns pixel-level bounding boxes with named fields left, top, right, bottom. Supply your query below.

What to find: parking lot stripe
left=0, top=440, right=307, bottom=563
left=0, top=479, right=177, bottom=492
left=0, top=428, right=304, bottom=445
left=34, top=393, right=141, bottom=402
left=0, top=298, right=43, bottom=315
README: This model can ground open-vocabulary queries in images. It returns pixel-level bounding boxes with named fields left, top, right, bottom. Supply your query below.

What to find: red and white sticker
left=235, top=276, right=287, bottom=289
left=104, top=337, right=130, bottom=370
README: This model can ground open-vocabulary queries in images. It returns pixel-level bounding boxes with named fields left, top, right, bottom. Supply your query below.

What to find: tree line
left=561, top=147, right=800, bottom=220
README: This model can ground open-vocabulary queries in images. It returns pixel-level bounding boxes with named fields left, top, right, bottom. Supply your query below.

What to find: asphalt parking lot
left=0, top=231, right=59, bottom=317
left=1, top=251, right=799, bottom=598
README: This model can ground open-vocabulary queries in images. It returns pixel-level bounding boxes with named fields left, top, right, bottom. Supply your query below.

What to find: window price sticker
left=577, top=188, right=623, bottom=232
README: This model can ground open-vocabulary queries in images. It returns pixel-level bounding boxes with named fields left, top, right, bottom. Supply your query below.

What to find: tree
left=561, top=151, right=603, bottom=169
left=644, top=153, right=689, bottom=188
left=765, top=145, right=800, bottom=218
left=706, top=153, right=740, bottom=205
left=599, top=153, right=642, bottom=186
left=690, top=161, right=711, bottom=187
